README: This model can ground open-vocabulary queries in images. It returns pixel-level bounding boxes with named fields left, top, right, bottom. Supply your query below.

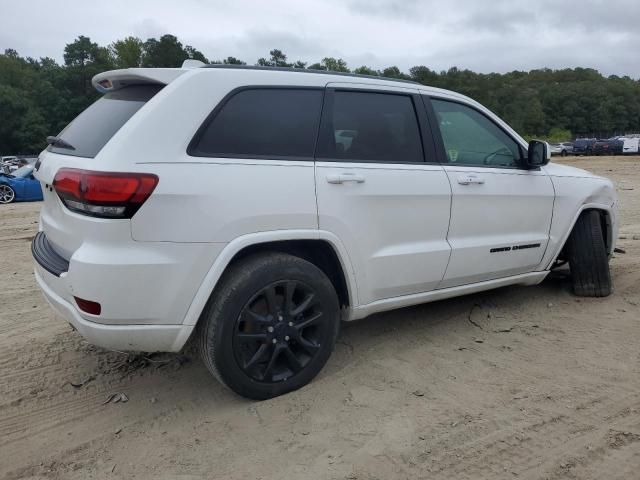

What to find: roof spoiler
left=92, top=68, right=188, bottom=93
left=181, top=59, right=206, bottom=69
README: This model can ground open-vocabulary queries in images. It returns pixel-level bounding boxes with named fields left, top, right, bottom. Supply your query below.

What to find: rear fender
left=180, top=229, right=358, bottom=326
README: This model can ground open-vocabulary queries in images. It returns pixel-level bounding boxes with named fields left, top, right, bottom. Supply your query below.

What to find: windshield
left=11, top=165, right=34, bottom=178
left=47, top=85, right=162, bottom=158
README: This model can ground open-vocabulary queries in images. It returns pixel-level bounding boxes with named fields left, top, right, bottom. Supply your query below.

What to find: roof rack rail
left=200, top=64, right=420, bottom=85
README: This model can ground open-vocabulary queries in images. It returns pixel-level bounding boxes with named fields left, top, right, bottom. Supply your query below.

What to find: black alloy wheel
left=233, top=280, right=325, bottom=383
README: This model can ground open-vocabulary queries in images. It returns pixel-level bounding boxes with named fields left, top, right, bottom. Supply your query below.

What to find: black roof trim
left=200, top=64, right=420, bottom=86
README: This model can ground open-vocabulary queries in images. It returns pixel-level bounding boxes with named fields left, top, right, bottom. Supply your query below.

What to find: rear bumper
left=31, top=229, right=224, bottom=326
left=35, top=268, right=194, bottom=352
left=31, top=229, right=225, bottom=352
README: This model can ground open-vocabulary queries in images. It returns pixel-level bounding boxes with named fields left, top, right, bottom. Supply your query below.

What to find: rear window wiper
left=46, top=136, right=76, bottom=151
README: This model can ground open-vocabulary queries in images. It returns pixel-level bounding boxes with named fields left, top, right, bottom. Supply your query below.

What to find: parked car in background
left=572, top=138, right=597, bottom=156
left=621, top=137, right=640, bottom=154
left=0, top=164, right=44, bottom=203
left=1, top=156, right=28, bottom=174
left=593, top=138, right=624, bottom=156
left=549, top=142, right=574, bottom=156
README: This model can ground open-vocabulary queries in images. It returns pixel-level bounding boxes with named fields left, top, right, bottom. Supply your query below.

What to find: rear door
left=315, top=84, right=452, bottom=305
left=427, top=97, right=555, bottom=288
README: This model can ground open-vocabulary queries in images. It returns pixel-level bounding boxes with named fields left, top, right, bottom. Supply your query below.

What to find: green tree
left=223, top=56, right=246, bottom=65
left=111, top=37, right=144, bottom=68
left=184, top=45, right=208, bottom=63
left=381, top=66, right=408, bottom=79
left=320, top=57, right=349, bottom=72
left=257, top=49, right=291, bottom=67
left=3, top=39, right=640, bottom=154
left=143, top=34, right=189, bottom=67
left=308, top=57, right=349, bottom=72
left=63, top=36, right=113, bottom=97
left=544, top=127, right=573, bottom=142
left=353, top=66, right=379, bottom=76
left=4, top=48, right=19, bottom=59
left=0, top=80, right=47, bottom=153
left=63, top=36, right=102, bottom=67
left=409, top=66, right=440, bottom=85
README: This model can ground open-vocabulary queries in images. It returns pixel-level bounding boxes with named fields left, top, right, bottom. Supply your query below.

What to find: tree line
left=2, top=34, right=640, bottom=154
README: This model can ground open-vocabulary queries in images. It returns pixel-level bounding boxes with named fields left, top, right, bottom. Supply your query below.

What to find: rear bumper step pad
left=32, top=232, right=70, bottom=277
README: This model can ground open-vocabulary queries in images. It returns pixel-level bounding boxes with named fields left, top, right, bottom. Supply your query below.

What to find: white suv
left=33, top=63, right=618, bottom=399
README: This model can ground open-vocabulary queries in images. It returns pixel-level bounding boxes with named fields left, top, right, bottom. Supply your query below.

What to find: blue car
left=0, top=164, right=43, bottom=204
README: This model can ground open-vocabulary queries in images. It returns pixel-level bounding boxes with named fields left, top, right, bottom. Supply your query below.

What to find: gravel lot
left=1, top=156, right=639, bottom=479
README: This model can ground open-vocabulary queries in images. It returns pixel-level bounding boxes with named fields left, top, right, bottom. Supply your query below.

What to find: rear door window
left=48, top=85, right=162, bottom=158
left=316, top=91, right=424, bottom=163
left=189, top=88, right=323, bottom=159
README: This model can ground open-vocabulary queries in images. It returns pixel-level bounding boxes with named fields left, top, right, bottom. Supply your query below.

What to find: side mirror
left=527, top=140, right=550, bottom=168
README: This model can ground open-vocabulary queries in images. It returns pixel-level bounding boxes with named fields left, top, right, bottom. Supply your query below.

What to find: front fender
left=539, top=176, right=618, bottom=270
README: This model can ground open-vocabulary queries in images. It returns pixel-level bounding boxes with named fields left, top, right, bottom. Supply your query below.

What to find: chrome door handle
left=457, top=175, right=485, bottom=185
left=326, top=173, right=366, bottom=184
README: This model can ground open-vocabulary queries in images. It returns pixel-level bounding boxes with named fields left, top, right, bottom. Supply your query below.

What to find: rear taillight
left=53, top=168, right=158, bottom=219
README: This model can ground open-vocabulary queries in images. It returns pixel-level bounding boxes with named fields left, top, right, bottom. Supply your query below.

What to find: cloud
left=1, top=0, right=639, bottom=77
left=345, top=0, right=423, bottom=20
left=132, top=18, right=170, bottom=41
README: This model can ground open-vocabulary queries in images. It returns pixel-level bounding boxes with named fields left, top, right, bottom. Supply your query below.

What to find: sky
left=2, top=0, right=640, bottom=77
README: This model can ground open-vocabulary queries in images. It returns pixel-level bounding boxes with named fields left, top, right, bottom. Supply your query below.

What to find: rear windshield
left=48, top=85, right=162, bottom=158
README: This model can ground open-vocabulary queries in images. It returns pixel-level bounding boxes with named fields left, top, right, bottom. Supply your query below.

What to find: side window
left=431, top=99, right=522, bottom=168
left=317, top=91, right=423, bottom=163
left=48, top=85, right=163, bottom=158
left=190, top=88, right=323, bottom=158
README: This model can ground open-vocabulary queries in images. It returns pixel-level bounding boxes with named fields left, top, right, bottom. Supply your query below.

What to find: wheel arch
left=546, top=204, right=615, bottom=269
left=181, top=230, right=358, bottom=327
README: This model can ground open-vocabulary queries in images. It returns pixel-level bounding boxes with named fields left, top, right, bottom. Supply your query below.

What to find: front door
left=428, top=98, right=555, bottom=288
left=315, top=84, right=452, bottom=305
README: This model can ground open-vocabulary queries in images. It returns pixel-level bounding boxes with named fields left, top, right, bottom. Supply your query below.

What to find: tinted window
left=48, top=85, right=162, bottom=158
left=191, top=88, right=323, bottom=158
left=317, top=91, right=423, bottom=162
left=431, top=99, right=522, bottom=167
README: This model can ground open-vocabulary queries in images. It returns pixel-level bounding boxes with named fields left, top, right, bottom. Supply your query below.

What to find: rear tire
left=566, top=210, right=612, bottom=297
left=198, top=252, right=340, bottom=400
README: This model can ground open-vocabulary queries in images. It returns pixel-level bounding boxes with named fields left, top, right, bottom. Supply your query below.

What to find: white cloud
left=1, top=0, right=639, bottom=77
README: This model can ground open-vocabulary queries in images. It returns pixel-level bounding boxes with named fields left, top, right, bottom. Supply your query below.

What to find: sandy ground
left=1, top=156, right=639, bottom=480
